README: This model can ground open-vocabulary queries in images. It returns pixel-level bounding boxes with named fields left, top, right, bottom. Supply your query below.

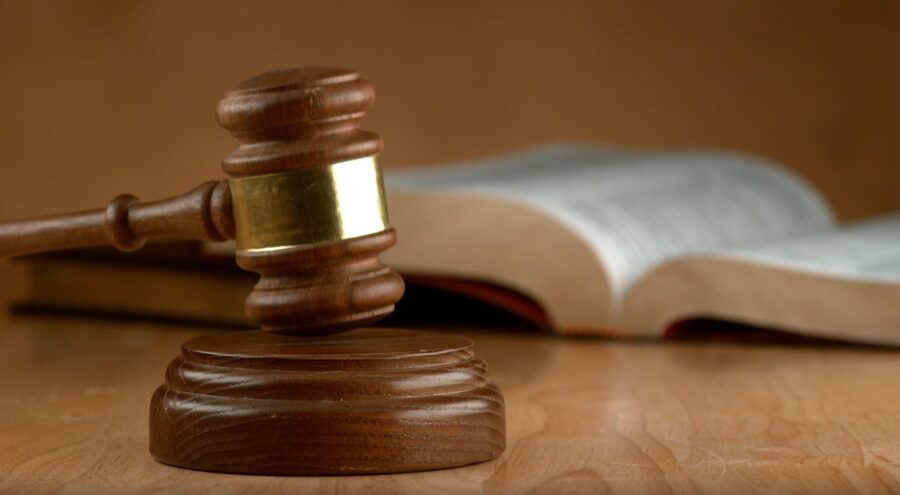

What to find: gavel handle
left=0, top=181, right=235, bottom=258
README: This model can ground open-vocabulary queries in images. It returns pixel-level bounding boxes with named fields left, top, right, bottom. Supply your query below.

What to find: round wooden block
left=149, top=328, right=506, bottom=475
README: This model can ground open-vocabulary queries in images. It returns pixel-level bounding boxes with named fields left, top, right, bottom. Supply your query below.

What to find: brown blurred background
left=0, top=0, right=897, bottom=221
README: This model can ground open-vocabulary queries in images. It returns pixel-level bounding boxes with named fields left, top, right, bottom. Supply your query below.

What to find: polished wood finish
left=216, top=66, right=402, bottom=334
left=0, top=66, right=404, bottom=336
left=0, top=65, right=503, bottom=475
left=0, top=66, right=402, bottom=335
left=238, top=229, right=403, bottom=334
left=149, top=328, right=504, bottom=475
left=2, top=315, right=899, bottom=493
left=148, top=67, right=494, bottom=475
left=216, top=66, right=383, bottom=176
left=0, top=180, right=234, bottom=258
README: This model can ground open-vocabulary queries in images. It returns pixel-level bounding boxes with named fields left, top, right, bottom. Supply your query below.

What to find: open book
left=384, top=145, right=900, bottom=345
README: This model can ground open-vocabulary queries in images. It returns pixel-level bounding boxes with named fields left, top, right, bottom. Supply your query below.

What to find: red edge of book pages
left=402, top=271, right=660, bottom=338
left=400, top=274, right=628, bottom=337
left=402, top=274, right=859, bottom=345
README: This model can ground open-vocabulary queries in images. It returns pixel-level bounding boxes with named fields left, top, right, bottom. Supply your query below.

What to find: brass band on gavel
left=229, top=156, right=389, bottom=253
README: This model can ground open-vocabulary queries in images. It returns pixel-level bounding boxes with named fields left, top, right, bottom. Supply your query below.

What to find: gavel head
left=215, top=66, right=404, bottom=335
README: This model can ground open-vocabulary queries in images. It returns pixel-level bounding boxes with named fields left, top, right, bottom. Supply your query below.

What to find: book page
left=387, top=144, right=835, bottom=302
left=724, top=215, right=900, bottom=282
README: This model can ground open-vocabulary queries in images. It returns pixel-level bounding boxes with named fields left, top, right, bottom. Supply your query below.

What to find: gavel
left=0, top=66, right=505, bottom=475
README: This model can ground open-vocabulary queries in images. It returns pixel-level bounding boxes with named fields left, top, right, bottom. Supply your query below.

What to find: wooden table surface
left=1, top=314, right=899, bottom=494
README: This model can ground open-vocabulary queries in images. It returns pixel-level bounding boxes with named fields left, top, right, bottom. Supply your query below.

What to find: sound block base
left=149, top=328, right=506, bottom=475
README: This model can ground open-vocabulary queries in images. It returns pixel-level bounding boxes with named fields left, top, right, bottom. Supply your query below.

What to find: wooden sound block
left=149, top=328, right=506, bottom=475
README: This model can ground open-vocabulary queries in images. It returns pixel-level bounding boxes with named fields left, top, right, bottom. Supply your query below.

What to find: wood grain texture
left=2, top=315, right=900, bottom=494
left=147, top=66, right=495, bottom=476
left=0, top=65, right=402, bottom=335
left=0, top=180, right=234, bottom=258
left=149, top=328, right=505, bottom=475
left=216, top=66, right=383, bottom=176
left=0, top=63, right=498, bottom=476
left=0, top=64, right=496, bottom=475
left=214, top=66, right=404, bottom=335
left=236, top=229, right=404, bottom=334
